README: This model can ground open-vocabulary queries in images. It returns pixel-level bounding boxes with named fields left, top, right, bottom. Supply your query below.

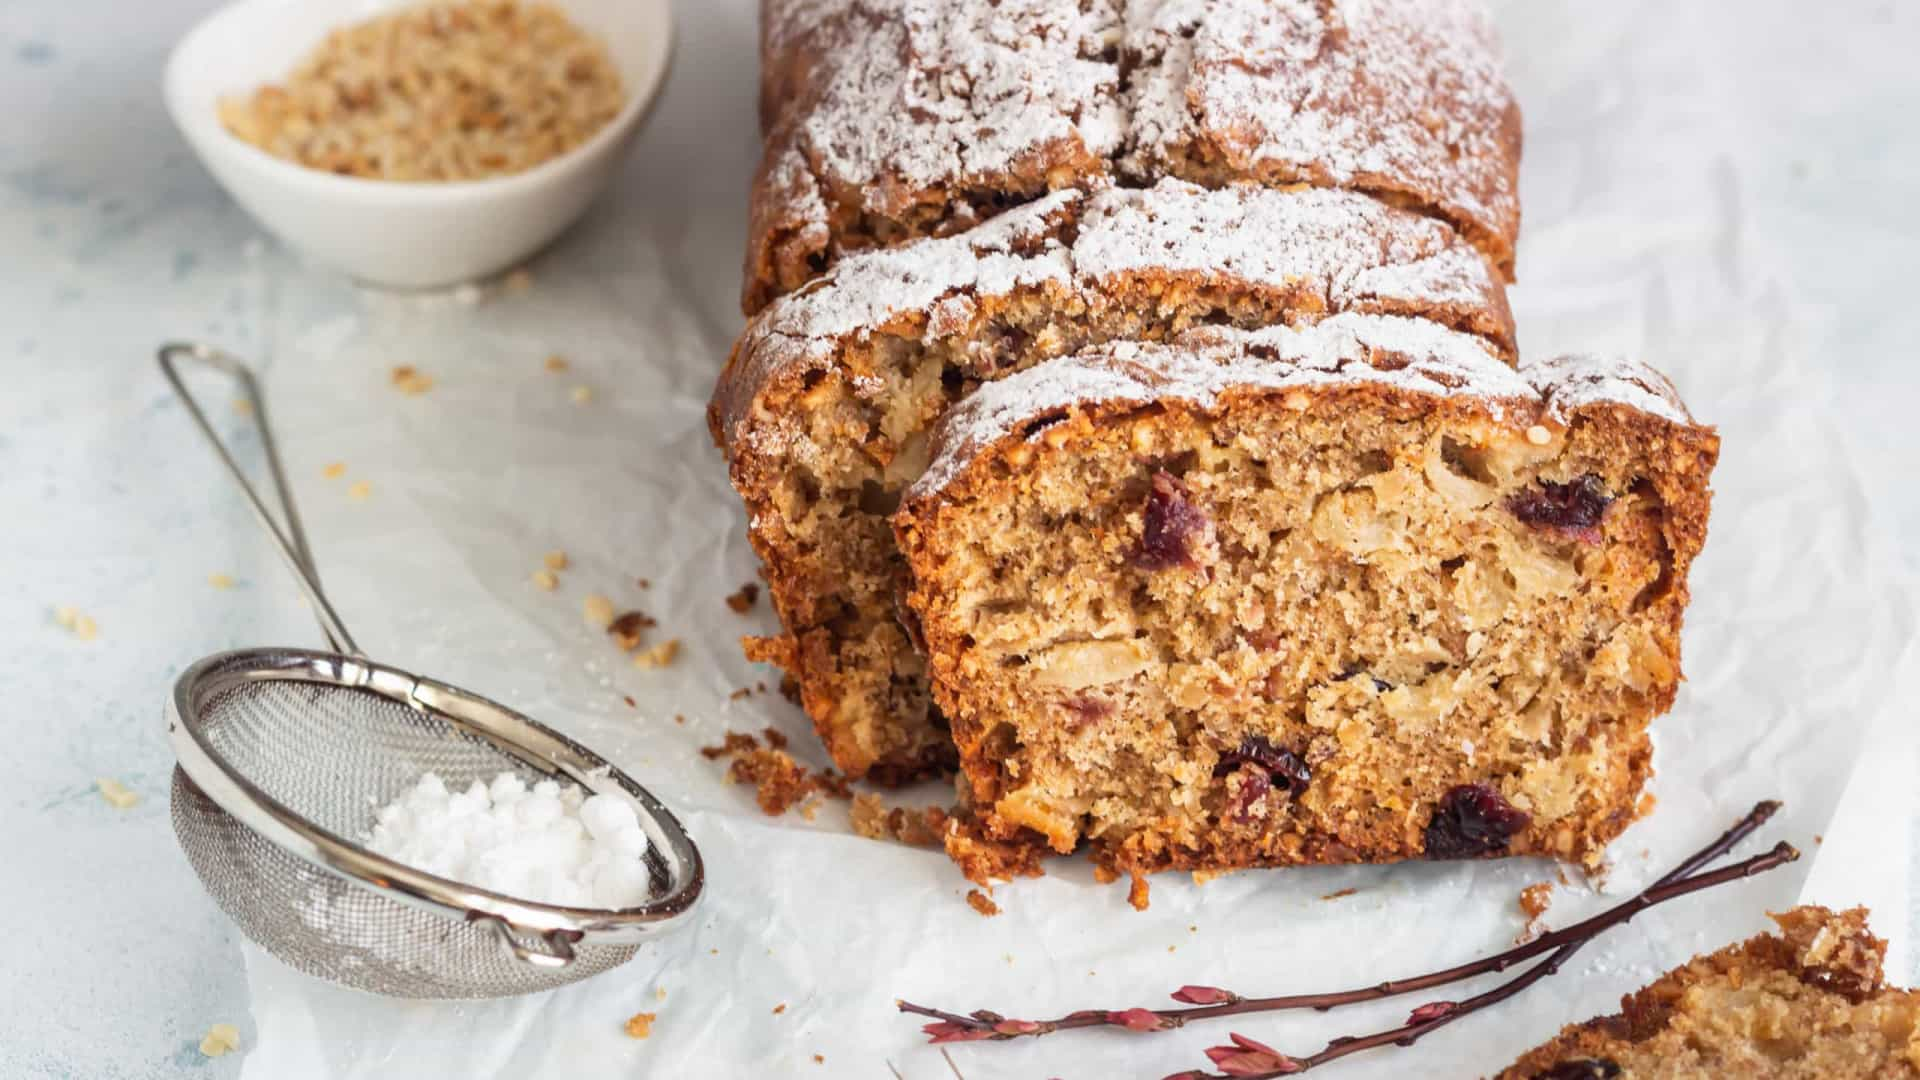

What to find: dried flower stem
left=899, top=801, right=1790, bottom=1054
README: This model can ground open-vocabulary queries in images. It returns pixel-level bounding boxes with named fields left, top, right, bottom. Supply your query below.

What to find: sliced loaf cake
left=892, top=315, right=1716, bottom=877
left=712, top=181, right=1514, bottom=783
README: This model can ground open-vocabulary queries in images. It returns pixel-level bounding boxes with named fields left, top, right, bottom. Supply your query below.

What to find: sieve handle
left=475, top=915, right=579, bottom=969
left=158, top=343, right=362, bottom=656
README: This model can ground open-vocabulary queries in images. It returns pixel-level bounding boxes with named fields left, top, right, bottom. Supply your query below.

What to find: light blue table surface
left=3, top=1, right=1917, bottom=1077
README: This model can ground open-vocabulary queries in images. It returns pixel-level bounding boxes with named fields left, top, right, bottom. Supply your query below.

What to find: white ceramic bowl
left=164, top=0, right=672, bottom=288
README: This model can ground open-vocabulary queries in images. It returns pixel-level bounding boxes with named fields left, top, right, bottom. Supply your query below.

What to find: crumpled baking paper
left=212, top=1, right=1918, bottom=1077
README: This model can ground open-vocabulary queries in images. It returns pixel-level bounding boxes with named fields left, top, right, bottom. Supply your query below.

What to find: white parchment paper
left=112, top=2, right=1909, bottom=1078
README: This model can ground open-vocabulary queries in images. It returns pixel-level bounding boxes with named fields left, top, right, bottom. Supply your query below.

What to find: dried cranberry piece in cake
left=1133, top=471, right=1215, bottom=571
left=1506, top=474, right=1613, bottom=543
left=1211, top=736, right=1312, bottom=796
left=1425, top=783, right=1532, bottom=860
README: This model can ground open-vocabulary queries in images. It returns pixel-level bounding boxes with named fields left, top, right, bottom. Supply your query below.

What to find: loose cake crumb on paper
left=772, top=1003, right=787, bottom=1015
left=544, top=354, right=569, bottom=373
left=654, top=987, right=667, bottom=1001
left=322, top=461, right=347, bottom=479
left=813, top=1054, right=824, bottom=1064
left=632, top=639, right=679, bottom=669
left=207, top=572, right=236, bottom=590
left=531, top=569, right=558, bottom=591
left=1321, top=887, right=1358, bottom=901
left=848, top=794, right=947, bottom=847
left=701, top=731, right=851, bottom=816
left=56, top=605, right=100, bottom=641
left=544, top=550, right=570, bottom=571
left=624, top=1012, right=655, bottom=1039
left=96, top=778, right=139, bottom=809
left=504, top=268, right=533, bottom=293
left=389, top=365, right=434, bottom=395
left=609, top=611, right=655, bottom=651
left=582, top=593, right=615, bottom=629
left=1518, top=881, right=1555, bottom=941
left=198, top=1023, right=240, bottom=1057
left=570, top=385, right=595, bottom=405
left=1127, top=873, right=1151, bottom=912
left=231, top=398, right=253, bottom=417
left=347, top=480, right=372, bottom=500
left=724, top=583, right=760, bottom=613
left=966, top=889, right=1001, bottom=917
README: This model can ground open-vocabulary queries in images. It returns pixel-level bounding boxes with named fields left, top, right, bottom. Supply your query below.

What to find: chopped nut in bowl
left=163, top=0, right=672, bottom=288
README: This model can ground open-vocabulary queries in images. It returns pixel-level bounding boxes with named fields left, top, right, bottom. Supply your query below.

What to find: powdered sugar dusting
left=909, top=313, right=1534, bottom=499
left=721, top=180, right=1508, bottom=452
left=750, top=0, right=1520, bottom=306
left=1122, top=0, right=1519, bottom=257
left=763, top=0, right=1126, bottom=216
left=1523, top=353, right=1696, bottom=426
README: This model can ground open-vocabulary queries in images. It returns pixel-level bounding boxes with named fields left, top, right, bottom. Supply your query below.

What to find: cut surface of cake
left=745, top=0, right=1520, bottom=312
left=712, top=182, right=1515, bottom=784
left=892, top=315, right=1717, bottom=876
left=1498, top=906, right=1920, bottom=1078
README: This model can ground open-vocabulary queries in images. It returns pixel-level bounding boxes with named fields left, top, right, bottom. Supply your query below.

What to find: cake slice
left=1498, top=906, right=1919, bottom=1078
left=713, top=181, right=1514, bottom=784
left=892, top=316, right=1717, bottom=876
left=745, top=0, right=1520, bottom=312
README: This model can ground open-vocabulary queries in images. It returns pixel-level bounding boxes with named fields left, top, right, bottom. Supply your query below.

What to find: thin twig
left=900, top=801, right=1786, bottom=1047
left=1183, top=839, right=1799, bottom=1078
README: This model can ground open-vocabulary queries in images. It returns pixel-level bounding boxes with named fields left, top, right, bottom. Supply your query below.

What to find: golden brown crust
left=893, top=324, right=1717, bottom=875
left=1498, top=907, right=1919, bottom=1079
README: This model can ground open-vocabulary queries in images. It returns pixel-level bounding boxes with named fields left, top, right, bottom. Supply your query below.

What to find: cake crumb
left=583, top=593, right=615, bottom=629
left=531, top=569, right=558, bottom=591
left=56, top=606, right=100, bottom=641
left=1091, top=864, right=1120, bottom=885
left=725, top=583, right=760, bottom=613
left=1127, top=873, right=1151, bottom=912
left=1519, top=881, right=1555, bottom=941
left=1322, top=887, right=1357, bottom=901
left=571, top=385, right=595, bottom=405
left=966, top=889, right=1001, bottom=917
left=673, top=714, right=686, bottom=725
left=609, top=610, right=654, bottom=650
left=701, top=731, right=852, bottom=816
left=623, top=695, right=636, bottom=708
left=321, top=462, right=347, bottom=479
left=389, top=365, right=434, bottom=395
left=772, top=1003, right=787, bottom=1015
left=848, top=793, right=948, bottom=847
left=632, top=639, right=680, bottom=669
left=347, top=480, right=372, bottom=500
left=198, top=1022, right=241, bottom=1057
left=96, top=778, right=139, bottom=809
left=813, top=1054, right=824, bottom=1065
left=544, top=354, right=569, bottom=373
left=207, top=572, right=236, bottom=590
left=231, top=398, right=254, bottom=417
left=654, top=987, right=667, bottom=1001
left=624, top=1012, right=655, bottom=1039
left=544, top=550, right=570, bottom=571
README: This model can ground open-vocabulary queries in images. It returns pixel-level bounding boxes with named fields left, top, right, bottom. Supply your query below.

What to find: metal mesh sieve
left=160, top=343, right=702, bottom=999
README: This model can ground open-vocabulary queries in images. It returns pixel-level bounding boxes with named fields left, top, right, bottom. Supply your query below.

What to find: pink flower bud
left=1407, top=1000, right=1458, bottom=1024
left=1171, top=984, right=1238, bottom=1005
left=1106, top=1007, right=1166, bottom=1032
left=992, top=1019, right=1043, bottom=1036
